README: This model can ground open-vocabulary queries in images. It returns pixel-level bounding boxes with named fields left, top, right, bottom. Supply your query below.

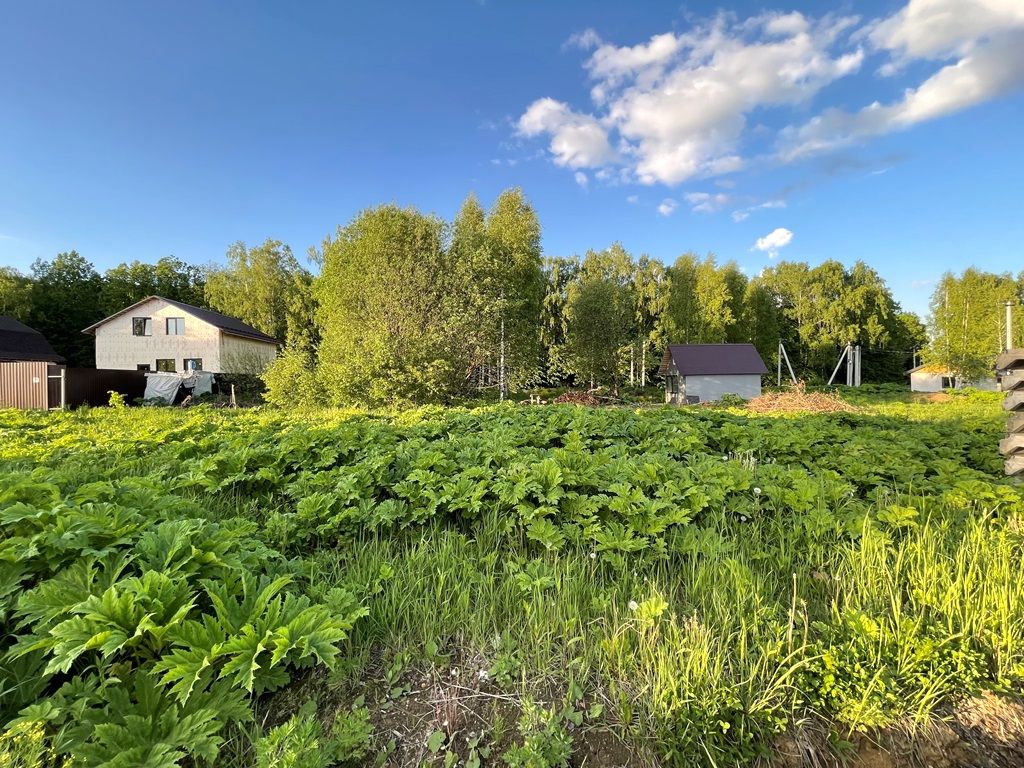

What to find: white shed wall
left=683, top=374, right=761, bottom=402
left=909, top=370, right=999, bottom=392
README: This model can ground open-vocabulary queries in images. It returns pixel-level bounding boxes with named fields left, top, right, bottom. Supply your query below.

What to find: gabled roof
left=83, top=296, right=279, bottom=344
left=660, top=344, right=769, bottom=377
left=0, top=316, right=65, bottom=363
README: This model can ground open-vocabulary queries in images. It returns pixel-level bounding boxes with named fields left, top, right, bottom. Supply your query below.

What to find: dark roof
left=83, top=296, right=279, bottom=344
left=0, top=316, right=65, bottom=363
left=660, top=344, right=769, bottom=377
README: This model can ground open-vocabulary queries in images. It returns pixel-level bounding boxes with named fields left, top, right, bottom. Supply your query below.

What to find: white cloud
left=657, top=198, right=679, bottom=216
left=782, top=0, right=1024, bottom=159
left=574, top=171, right=589, bottom=189
left=626, top=194, right=639, bottom=204
left=685, top=192, right=731, bottom=213
left=518, top=1, right=1024, bottom=187
left=517, top=97, right=616, bottom=168
left=565, top=28, right=602, bottom=51
left=868, top=0, right=1024, bottom=64
left=753, top=227, right=793, bottom=257
left=519, top=11, right=863, bottom=185
left=731, top=199, right=786, bottom=222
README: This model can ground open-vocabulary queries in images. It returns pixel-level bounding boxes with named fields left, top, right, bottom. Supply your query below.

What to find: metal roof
left=82, top=296, right=279, bottom=344
left=660, top=343, right=769, bottom=377
left=0, top=316, right=65, bottom=363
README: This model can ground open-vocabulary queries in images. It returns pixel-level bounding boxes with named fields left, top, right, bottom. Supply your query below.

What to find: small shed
left=659, top=343, right=769, bottom=404
left=0, top=317, right=65, bottom=409
left=905, top=364, right=999, bottom=393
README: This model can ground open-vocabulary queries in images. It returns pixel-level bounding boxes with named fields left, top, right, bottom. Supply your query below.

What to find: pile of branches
left=747, top=381, right=857, bottom=414
left=551, top=388, right=629, bottom=406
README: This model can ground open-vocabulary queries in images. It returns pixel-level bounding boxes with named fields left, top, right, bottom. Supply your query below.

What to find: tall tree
left=721, top=261, right=748, bottom=343
left=28, top=251, right=104, bottom=366
left=539, top=256, right=580, bottom=384
left=312, top=205, right=458, bottom=406
left=926, top=268, right=1020, bottom=380
left=0, top=267, right=32, bottom=320
left=205, top=239, right=312, bottom=345
left=448, top=193, right=497, bottom=385
left=101, top=256, right=205, bottom=314
left=565, top=244, right=635, bottom=387
left=484, top=188, right=545, bottom=391
left=739, top=278, right=781, bottom=367
left=664, top=253, right=734, bottom=344
left=632, top=255, right=668, bottom=386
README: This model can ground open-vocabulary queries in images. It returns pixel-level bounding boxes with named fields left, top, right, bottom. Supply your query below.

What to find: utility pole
left=1007, top=301, right=1014, bottom=352
left=777, top=340, right=797, bottom=386
left=827, top=344, right=850, bottom=387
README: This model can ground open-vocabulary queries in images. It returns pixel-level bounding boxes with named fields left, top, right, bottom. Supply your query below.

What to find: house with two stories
left=83, top=296, right=279, bottom=374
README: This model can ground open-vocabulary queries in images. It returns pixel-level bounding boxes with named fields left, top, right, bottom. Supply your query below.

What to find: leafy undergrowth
left=1, top=393, right=1022, bottom=767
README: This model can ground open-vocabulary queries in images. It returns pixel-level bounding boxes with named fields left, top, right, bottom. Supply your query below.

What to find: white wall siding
left=94, top=298, right=222, bottom=371
left=220, top=334, right=278, bottom=374
left=682, top=374, right=761, bottom=402
left=909, top=370, right=999, bottom=392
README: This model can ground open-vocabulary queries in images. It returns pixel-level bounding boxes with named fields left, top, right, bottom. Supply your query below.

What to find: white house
left=660, top=343, right=769, bottom=404
left=83, top=296, right=279, bottom=374
left=906, top=364, right=999, bottom=393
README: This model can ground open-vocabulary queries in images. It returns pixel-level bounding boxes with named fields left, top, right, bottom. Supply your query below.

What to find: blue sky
left=1, top=1, right=1022, bottom=317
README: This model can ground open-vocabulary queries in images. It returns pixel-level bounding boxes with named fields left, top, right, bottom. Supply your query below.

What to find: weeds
left=0, top=395, right=1020, bottom=766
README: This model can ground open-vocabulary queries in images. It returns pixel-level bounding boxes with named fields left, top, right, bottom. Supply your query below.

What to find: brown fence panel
left=64, top=368, right=148, bottom=407
left=0, top=361, right=50, bottom=409
left=47, top=365, right=64, bottom=407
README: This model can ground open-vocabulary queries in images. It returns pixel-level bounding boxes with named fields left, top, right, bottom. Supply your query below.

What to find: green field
left=2, top=391, right=1022, bottom=767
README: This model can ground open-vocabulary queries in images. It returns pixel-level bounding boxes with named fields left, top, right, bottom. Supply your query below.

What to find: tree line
left=1, top=187, right=1019, bottom=403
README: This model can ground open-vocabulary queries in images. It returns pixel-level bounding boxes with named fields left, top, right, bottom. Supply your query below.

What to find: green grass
left=0, top=390, right=1021, bottom=767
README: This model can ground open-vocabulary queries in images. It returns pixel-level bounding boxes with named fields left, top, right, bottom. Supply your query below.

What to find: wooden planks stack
left=997, top=349, right=1024, bottom=477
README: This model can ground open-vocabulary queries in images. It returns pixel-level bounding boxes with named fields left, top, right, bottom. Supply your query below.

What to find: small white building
left=660, top=343, right=769, bottom=404
left=83, top=296, right=279, bottom=374
left=905, top=364, right=999, bottom=393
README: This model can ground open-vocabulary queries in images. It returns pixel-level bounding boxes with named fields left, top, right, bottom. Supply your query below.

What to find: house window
left=156, top=359, right=176, bottom=372
left=941, top=376, right=956, bottom=389
left=183, top=358, right=203, bottom=371
left=132, top=317, right=152, bottom=336
left=666, top=374, right=680, bottom=394
left=137, top=363, right=151, bottom=371
left=166, top=317, right=185, bottom=335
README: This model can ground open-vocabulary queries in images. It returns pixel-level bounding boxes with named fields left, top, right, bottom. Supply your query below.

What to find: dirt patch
left=916, top=392, right=954, bottom=403
left=274, top=652, right=653, bottom=767
left=769, top=692, right=1024, bottom=768
left=748, top=382, right=857, bottom=414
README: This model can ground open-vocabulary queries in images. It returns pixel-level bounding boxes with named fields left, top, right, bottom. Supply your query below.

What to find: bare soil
left=769, top=692, right=1024, bottom=768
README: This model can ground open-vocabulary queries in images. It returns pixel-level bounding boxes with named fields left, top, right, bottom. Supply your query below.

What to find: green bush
left=0, top=476, right=366, bottom=768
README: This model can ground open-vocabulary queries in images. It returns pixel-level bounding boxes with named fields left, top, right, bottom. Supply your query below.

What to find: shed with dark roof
left=0, top=317, right=65, bottom=409
left=0, top=317, right=64, bottom=363
left=659, top=343, right=768, bottom=404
